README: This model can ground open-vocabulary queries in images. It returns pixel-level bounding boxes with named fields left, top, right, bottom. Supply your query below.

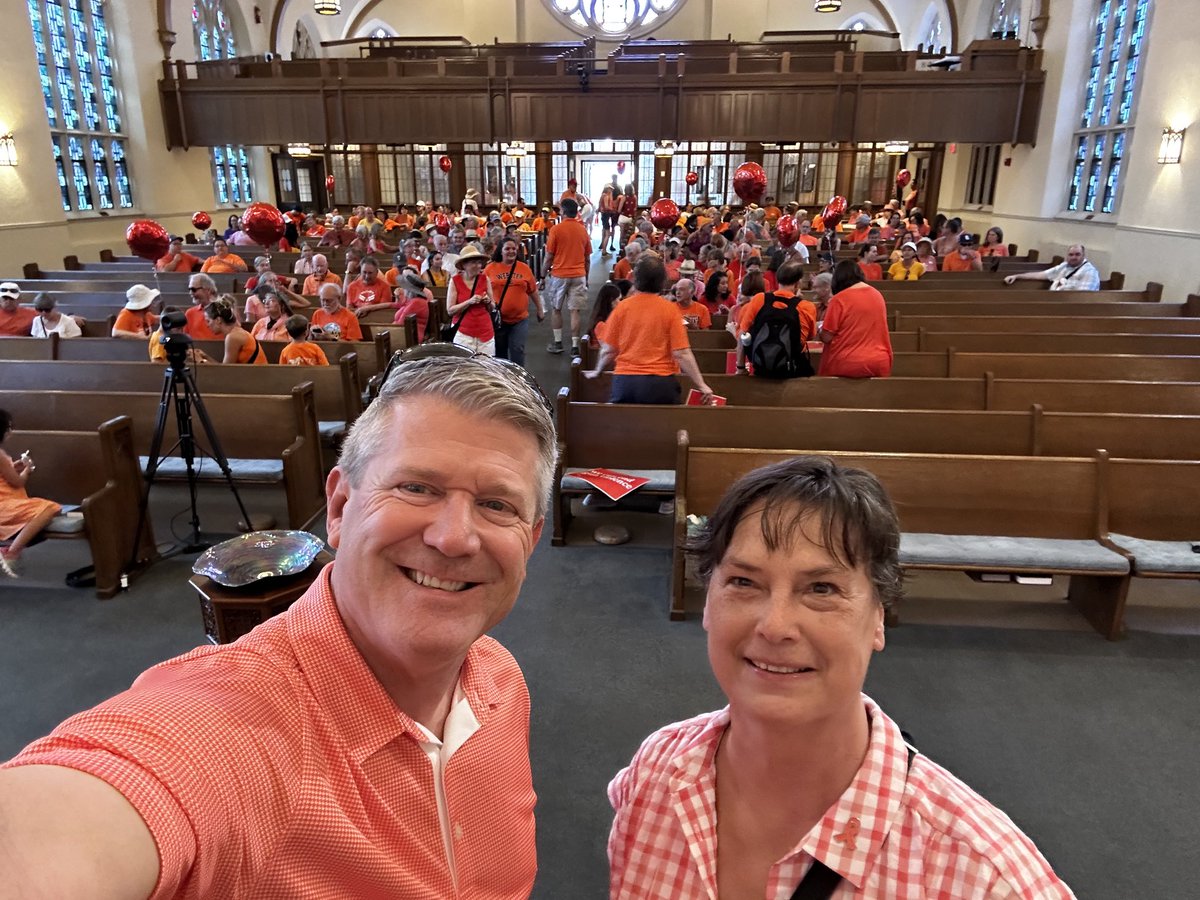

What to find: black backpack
left=748, top=292, right=815, bottom=378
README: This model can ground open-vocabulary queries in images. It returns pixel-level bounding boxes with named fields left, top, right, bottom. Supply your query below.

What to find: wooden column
left=836, top=144, right=856, bottom=200
left=449, top=143, right=467, bottom=203
left=361, top=145, right=381, bottom=208
left=923, top=146, right=945, bottom=218
left=652, top=153, right=672, bottom=200
left=535, top=142, right=553, bottom=207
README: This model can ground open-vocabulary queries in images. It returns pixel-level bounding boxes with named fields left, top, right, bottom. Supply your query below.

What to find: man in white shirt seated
left=1003, top=244, right=1101, bottom=291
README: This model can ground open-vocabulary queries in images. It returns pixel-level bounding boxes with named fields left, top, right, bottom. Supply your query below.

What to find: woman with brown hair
left=204, top=297, right=267, bottom=364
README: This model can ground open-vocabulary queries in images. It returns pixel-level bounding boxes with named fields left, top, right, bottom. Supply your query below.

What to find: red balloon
left=438, top=155, right=452, bottom=174
left=732, top=162, right=767, bottom=204
left=649, top=198, right=680, bottom=231
left=125, top=219, right=170, bottom=262
left=325, top=174, right=335, bottom=192
left=685, top=171, right=699, bottom=186
left=241, top=202, right=286, bottom=247
left=896, top=168, right=912, bottom=189
left=775, top=215, right=799, bottom=247
left=191, top=211, right=212, bottom=230
left=617, top=161, right=626, bottom=174
left=434, top=213, right=451, bottom=236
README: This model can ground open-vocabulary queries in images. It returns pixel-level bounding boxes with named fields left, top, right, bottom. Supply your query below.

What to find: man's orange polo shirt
left=183, top=305, right=221, bottom=340
left=3, top=566, right=537, bottom=898
left=302, top=271, right=342, bottom=296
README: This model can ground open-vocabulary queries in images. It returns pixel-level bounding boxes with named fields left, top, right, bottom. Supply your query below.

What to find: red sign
left=572, top=468, right=650, bottom=501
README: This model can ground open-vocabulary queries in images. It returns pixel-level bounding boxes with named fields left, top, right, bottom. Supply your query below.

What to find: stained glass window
left=1066, top=0, right=1151, bottom=213
left=988, top=0, right=1021, bottom=39
left=193, top=0, right=254, bottom=206
left=546, top=0, right=681, bottom=38
left=26, top=0, right=132, bottom=212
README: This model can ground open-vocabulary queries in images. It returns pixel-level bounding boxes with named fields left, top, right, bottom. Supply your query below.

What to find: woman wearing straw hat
left=444, top=244, right=497, bottom=356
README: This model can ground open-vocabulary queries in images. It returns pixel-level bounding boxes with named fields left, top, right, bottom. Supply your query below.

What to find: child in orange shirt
left=279, top=315, right=330, bottom=366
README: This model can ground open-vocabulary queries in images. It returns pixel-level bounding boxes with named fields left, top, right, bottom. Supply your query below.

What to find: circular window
left=547, top=0, right=684, bottom=39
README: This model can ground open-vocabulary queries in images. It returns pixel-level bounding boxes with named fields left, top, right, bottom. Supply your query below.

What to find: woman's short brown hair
left=690, top=455, right=903, bottom=609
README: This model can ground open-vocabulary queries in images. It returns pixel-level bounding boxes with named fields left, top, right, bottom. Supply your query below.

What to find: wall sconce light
left=884, top=140, right=910, bottom=155
left=505, top=141, right=528, bottom=158
left=313, top=0, right=341, bottom=15
left=287, top=143, right=312, bottom=158
left=1158, top=127, right=1184, bottom=164
left=815, top=0, right=842, bottom=12
left=0, top=133, right=16, bottom=167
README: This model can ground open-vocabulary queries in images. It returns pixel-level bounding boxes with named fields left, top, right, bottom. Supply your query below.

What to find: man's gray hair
left=811, top=272, right=833, bottom=289
left=318, top=281, right=342, bottom=300
left=338, top=356, right=558, bottom=519
left=189, top=273, right=217, bottom=292
left=312, top=253, right=329, bottom=267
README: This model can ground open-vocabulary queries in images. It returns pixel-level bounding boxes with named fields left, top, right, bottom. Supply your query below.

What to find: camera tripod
left=128, top=355, right=255, bottom=570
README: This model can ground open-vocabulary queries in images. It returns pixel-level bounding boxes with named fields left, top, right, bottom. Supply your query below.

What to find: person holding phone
left=0, top=409, right=62, bottom=577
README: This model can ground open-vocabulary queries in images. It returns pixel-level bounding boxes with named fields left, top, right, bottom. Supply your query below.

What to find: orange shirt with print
left=483, top=260, right=538, bottom=324
left=545, top=218, right=591, bottom=279
left=737, top=289, right=817, bottom=344
left=311, top=306, right=363, bottom=342
left=679, top=301, right=712, bottom=330
left=200, top=253, right=248, bottom=274
left=113, top=308, right=159, bottom=337
left=602, top=291, right=691, bottom=377
left=345, top=279, right=391, bottom=310
left=280, top=341, right=330, bottom=366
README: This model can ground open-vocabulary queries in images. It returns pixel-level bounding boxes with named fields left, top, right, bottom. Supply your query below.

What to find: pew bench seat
left=1107, top=534, right=1200, bottom=577
left=139, top=456, right=284, bottom=482
left=900, top=533, right=1130, bottom=574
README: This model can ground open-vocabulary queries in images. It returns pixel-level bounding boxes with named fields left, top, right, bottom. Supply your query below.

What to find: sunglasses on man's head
left=381, top=343, right=554, bottom=418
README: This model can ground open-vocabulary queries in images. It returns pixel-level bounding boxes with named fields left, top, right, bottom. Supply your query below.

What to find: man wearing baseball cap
left=112, top=284, right=161, bottom=339
left=0, top=282, right=35, bottom=336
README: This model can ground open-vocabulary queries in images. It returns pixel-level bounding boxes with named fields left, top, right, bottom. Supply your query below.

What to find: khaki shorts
left=548, top=275, right=589, bottom=312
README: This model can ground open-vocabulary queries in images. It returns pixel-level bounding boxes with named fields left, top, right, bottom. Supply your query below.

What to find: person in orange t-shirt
left=157, top=237, right=201, bottom=273
left=734, top=262, right=816, bottom=374
left=942, top=234, right=984, bottom=272
left=819, top=261, right=893, bottom=378
left=543, top=198, right=592, bottom=354
left=856, top=245, right=884, bottom=282
left=584, top=255, right=712, bottom=404
left=310, top=283, right=363, bottom=342
left=611, top=242, right=641, bottom=284
left=202, top=297, right=268, bottom=363
left=485, top=237, right=543, bottom=366
left=672, top=278, right=712, bottom=330
left=279, top=316, right=330, bottom=366
left=199, top=239, right=248, bottom=275
left=112, top=285, right=161, bottom=339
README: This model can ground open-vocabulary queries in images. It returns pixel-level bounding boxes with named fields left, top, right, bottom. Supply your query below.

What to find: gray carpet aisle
left=2, top=251, right=1199, bottom=897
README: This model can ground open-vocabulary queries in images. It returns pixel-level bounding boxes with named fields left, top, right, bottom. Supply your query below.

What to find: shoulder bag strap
left=788, top=745, right=917, bottom=900
left=247, top=337, right=262, bottom=364
left=497, top=260, right=519, bottom=305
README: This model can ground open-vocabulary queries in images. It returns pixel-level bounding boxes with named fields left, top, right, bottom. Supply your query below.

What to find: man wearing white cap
left=0, top=282, right=35, bottom=336
left=112, top=284, right=161, bottom=339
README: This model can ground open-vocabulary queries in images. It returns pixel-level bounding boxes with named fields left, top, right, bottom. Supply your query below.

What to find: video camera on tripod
left=158, top=309, right=192, bottom=366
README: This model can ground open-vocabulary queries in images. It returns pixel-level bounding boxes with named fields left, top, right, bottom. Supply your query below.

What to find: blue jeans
left=496, top=318, right=530, bottom=365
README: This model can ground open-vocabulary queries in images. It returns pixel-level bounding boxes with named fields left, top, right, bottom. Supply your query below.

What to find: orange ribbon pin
left=833, top=817, right=861, bottom=851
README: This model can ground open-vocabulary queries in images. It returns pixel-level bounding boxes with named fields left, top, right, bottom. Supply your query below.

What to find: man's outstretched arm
left=0, top=765, right=159, bottom=900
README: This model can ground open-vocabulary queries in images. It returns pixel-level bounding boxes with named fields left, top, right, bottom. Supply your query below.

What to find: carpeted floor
left=3, top=248, right=1199, bottom=898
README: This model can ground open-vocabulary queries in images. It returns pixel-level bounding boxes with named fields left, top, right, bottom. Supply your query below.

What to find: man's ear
left=325, top=467, right=350, bottom=550
left=529, top=517, right=545, bottom=551
left=873, top=604, right=886, bottom=653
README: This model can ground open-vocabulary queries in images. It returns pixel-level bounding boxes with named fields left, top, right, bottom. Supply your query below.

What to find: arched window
left=989, top=0, right=1021, bottom=39
left=193, top=0, right=253, bottom=207
left=293, top=21, right=316, bottom=59
left=1066, top=0, right=1152, bottom=214
left=841, top=14, right=886, bottom=33
left=919, top=3, right=948, bottom=52
left=546, top=0, right=682, bottom=38
left=369, top=27, right=392, bottom=38
left=26, top=0, right=133, bottom=212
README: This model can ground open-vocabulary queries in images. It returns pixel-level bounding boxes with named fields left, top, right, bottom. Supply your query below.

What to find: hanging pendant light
left=815, top=0, right=841, bottom=12
left=313, top=0, right=341, bottom=16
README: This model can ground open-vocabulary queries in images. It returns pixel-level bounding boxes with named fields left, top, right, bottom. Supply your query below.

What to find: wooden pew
left=887, top=298, right=1200, bottom=319
left=895, top=315, right=1200, bottom=335
left=1105, top=458, right=1200, bottom=579
left=568, top=363, right=1200, bottom=412
left=10, top=417, right=156, bottom=599
left=671, top=438, right=1131, bottom=638
left=0, top=387, right=326, bottom=530
left=948, top=353, right=1200, bottom=381
left=0, top=358, right=363, bottom=449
